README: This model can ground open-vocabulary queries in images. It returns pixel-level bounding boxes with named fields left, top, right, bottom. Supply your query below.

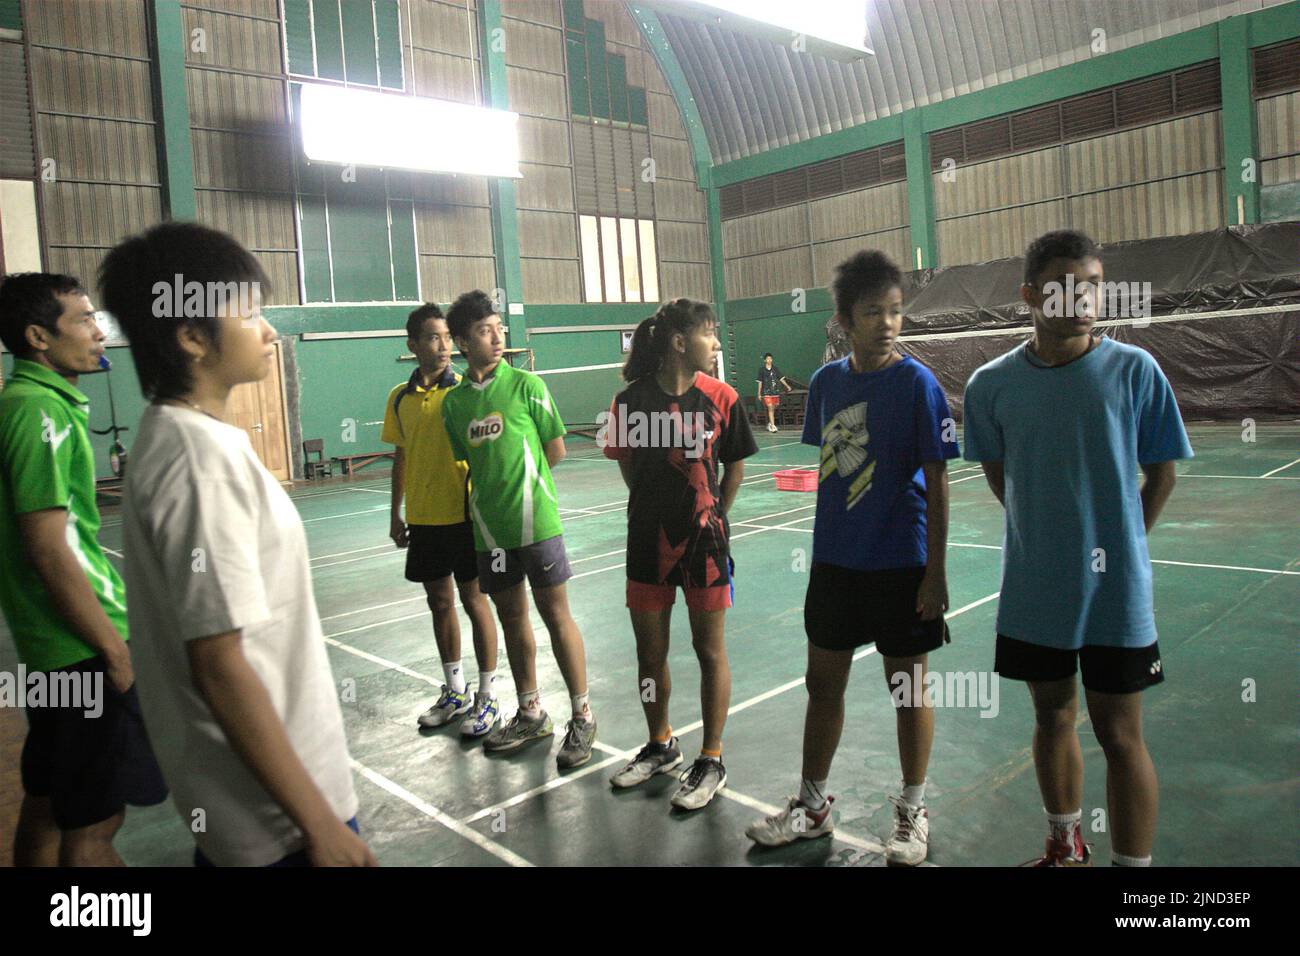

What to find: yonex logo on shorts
left=1150, top=659, right=1162, bottom=675
left=468, top=413, right=504, bottom=446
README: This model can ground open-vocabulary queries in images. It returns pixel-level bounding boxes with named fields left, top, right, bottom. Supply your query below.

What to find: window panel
left=638, top=219, right=658, bottom=303
left=579, top=214, right=602, bottom=302
left=600, top=216, right=622, bottom=303
left=619, top=217, right=640, bottom=301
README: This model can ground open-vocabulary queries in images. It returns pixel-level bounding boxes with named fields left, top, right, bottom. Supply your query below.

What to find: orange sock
left=701, top=747, right=722, bottom=759
left=654, top=728, right=673, bottom=745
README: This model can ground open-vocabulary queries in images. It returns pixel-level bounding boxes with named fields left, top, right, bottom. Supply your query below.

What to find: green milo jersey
left=440, top=361, right=567, bottom=551
left=0, top=359, right=128, bottom=672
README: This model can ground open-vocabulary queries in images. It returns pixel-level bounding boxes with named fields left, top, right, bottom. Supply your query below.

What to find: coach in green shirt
left=0, top=272, right=165, bottom=867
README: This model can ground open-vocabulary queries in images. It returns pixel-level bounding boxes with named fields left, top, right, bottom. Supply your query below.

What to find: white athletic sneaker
left=745, top=796, right=835, bottom=847
left=417, top=684, right=472, bottom=728
left=459, top=692, right=500, bottom=738
left=884, top=794, right=929, bottom=866
left=670, top=756, right=727, bottom=811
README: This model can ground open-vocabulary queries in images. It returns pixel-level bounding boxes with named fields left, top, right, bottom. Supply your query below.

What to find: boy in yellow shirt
left=383, top=304, right=500, bottom=737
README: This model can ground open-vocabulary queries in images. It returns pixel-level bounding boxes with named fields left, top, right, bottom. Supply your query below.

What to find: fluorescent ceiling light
left=685, top=0, right=871, bottom=55
left=299, top=84, right=521, bottom=178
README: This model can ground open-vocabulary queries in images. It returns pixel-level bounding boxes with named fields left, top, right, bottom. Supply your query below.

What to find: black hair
left=406, top=302, right=445, bottom=340
left=1023, top=230, right=1100, bottom=286
left=98, top=221, right=270, bottom=400
left=0, top=273, right=85, bottom=358
left=445, top=290, right=496, bottom=350
left=622, top=298, right=716, bottom=382
left=831, top=250, right=903, bottom=318
left=763, top=352, right=773, bottom=360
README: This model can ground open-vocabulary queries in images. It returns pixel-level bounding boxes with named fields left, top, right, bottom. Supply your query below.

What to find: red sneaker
left=1023, top=824, right=1093, bottom=867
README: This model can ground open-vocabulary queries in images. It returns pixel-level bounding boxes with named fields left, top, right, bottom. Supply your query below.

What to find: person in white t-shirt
left=99, top=223, right=374, bottom=867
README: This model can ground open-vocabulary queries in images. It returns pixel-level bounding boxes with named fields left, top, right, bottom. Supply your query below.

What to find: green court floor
left=4, top=423, right=1297, bottom=866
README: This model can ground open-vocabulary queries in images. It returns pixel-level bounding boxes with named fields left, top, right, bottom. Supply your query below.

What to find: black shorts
left=804, top=563, right=951, bottom=657
left=994, top=634, right=1165, bottom=694
left=405, top=522, right=478, bottom=584
left=20, top=656, right=169, bottom=830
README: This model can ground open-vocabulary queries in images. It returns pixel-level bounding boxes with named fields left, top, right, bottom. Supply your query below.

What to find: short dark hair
left=445, top=290, right=496, bottom=345
left=763, top=352, right=773, bottom=360
left=0, top=273, right=85, bottom=358
left=406, top=303, right=444, bottom=340
left=1023, top=230, right=1100, bottom=286
left=98, top=221, right=270, bottom=400
left=831, top=250, right=902, bottom=318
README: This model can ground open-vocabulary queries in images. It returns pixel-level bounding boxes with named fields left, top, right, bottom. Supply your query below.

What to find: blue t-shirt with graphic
left=962, top=337, right=1193, bottom=651
left=802, top=355, right=960, bottom=571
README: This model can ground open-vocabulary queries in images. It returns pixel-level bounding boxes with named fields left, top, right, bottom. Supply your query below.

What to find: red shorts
left=762, top=395, right=780, bottom=407
left=627, top=580, right=732, bottom=612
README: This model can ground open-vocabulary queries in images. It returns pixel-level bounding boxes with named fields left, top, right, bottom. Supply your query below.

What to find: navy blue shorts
left=21, top=655, right=168, bottom=830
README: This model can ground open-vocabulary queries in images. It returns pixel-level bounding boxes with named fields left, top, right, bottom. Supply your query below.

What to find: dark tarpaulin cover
left=823, top=223, right=1300, bottom=419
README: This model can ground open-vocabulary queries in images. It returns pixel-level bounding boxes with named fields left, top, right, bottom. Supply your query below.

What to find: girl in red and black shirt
left=601, top=299, right=757, bottom=811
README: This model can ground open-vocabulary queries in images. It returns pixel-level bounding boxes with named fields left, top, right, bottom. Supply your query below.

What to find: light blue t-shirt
left=802, top=355, right=960, bottom=571
left=962, top=337, right=1193, bottom=650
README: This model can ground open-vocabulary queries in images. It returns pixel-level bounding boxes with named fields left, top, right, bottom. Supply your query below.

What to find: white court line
left=347, top=486, right=390, bottom=495
left=459, top=753, right=628, bottom=825
left=350, top=758, right=535, bottom=867
left=948, top=473, right=985, bottom=485
left=1258, top=458, right=1300, bottom=478
left=302, top=506, right=389, bottom=524
left=324, top=634, right=441, bottom=678
left=312, top=543, right=390, bottom=563
left=1178, top=474, right=1300, bottom=480
left=103, top=547, right=123, bottom=558
left=740, top=532, right=1300, bottom=577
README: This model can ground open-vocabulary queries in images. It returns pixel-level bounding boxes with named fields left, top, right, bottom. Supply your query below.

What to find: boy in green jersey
left=0, top=272, right=166, bottom=866
left=440, top=291, right=597, bottom=770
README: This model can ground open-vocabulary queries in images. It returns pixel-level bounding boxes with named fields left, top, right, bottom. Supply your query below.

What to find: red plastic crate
left=773, top=468, right=818, bottom=492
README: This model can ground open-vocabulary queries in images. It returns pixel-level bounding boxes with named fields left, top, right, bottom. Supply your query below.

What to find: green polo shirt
left=0, top=358, right=127, bottom=671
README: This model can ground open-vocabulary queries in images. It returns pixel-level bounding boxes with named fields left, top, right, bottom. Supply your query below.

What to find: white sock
left=570, top=692, right=591, bottom=721
left=902, top=780, right=927, bottom=809
left=518, top=688, right=542, bottom=717
left=443, top=660, right=466, bottom=694
left=1113, top=852, right=1152, bottom=867
left=1046, top=808, right=1082, bottom=842
left=798, top=778, right=829, bottom=811
left=478, top=669, right=497, bottom=698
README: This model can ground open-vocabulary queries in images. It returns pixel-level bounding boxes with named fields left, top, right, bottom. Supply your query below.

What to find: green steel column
left=630, top=5, right=731, bottom=380
left=903, top=109, right=937, bottom=270
left=478, top=0, right=526, bottom=346
left=148, top=0, right=196, bottom=220
left=1218, top=16, right=1259, bottom=226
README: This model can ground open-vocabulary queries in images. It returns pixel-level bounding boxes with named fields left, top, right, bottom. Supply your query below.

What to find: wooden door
left=227, top=342, right=291, bottom=481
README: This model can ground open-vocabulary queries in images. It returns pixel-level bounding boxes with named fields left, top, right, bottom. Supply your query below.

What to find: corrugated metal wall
left=504, top=1, right=579, bottom=303
left=184, top=0, right=298, bottom=304
left=934, top=111, right=1223, bottom=264
left=658, top=0, right=1288, bottom=165
left=27, top=0, right=162, bottom=288
left=504, top=0, right=710, bottom=305
left=406, top=0, right=496, bottom=303
left=722, top=179, right=910, bottom=298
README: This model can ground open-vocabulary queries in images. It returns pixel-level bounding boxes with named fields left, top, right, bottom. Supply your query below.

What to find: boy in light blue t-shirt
left=963, top=229, right=1192, bottom=868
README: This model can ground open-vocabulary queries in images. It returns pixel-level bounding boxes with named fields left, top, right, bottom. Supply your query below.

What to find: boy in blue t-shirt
left=747, top=251, right=960, bottom=865
left=963, top=230, right=1191, bottom=867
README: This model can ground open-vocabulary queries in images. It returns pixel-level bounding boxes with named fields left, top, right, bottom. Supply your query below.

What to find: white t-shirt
left=122, top=404, right=358, bottom=866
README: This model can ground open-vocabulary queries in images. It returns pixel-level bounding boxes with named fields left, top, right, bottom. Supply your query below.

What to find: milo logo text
left=468, top=413, right=504, bottom=446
